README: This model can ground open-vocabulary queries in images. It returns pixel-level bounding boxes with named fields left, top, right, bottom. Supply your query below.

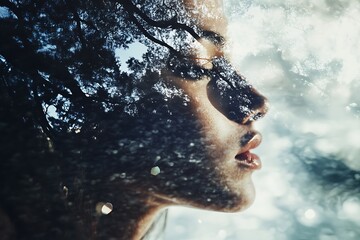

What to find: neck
left=89, top=191, right=166, bottom=240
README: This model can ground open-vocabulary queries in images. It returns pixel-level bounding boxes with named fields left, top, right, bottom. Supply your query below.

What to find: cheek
left=178, top=78, right=247, bottom=145
left=139, top=84, right=256, bottom=211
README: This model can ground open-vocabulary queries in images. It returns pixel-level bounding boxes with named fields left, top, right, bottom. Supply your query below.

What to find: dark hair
left=0, top=0, right=211, bottom=239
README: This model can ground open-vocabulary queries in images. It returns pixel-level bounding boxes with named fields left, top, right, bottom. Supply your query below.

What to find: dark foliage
left=0, top=1, right=207, bottom=239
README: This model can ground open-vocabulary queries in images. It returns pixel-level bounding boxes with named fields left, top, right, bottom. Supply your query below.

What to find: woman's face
left=138, top=57, right=267, bottom=211
left=131, top=39, right=268, bottom=212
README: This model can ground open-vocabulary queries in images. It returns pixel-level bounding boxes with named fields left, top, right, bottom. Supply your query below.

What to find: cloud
left=167, top=1, right=360, bottom=239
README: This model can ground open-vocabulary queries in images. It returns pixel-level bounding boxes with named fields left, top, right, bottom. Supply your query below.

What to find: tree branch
left=0, top=0, right=21, bottom=19
left=32, top=75, right=55, bottom=139
left=127, top=13, right=180, bottom=55
left=117, top=0, right=205, bottom=55
left=0, top=22, right=89, bottom=102
left=65, top=0, right=88, bottom=49
left=120, top=0, right=201, bottom=41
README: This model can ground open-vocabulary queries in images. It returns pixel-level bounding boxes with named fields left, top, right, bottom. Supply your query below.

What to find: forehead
left=183, top=0, right=228, bottom=36
left=182, top=0, right=230, bottom=72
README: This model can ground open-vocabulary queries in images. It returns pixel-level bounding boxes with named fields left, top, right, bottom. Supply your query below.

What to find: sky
left=165, top=1, right=360, bottom=239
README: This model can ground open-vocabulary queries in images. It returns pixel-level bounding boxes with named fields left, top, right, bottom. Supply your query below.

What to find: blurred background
left=165, top=0, right=360, bottom=239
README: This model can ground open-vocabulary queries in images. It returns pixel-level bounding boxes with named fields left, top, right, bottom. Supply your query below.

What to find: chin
left=223, top=191, right=256, bottom=213
left=228, top=166, right=259, bottom=210
left=184, top=176, right=257, bottom=213
left=215, top=183, right=256, bottom=213
left=228, top=174, right=258, bottom=211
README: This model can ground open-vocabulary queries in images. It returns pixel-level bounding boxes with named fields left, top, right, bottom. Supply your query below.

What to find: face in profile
left=125, top=52, right=268, bottom=213
left=112, top=1, right=269, bottom=213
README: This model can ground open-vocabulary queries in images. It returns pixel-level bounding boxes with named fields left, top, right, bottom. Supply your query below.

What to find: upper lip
left=237, top=131, right=262, bottom=155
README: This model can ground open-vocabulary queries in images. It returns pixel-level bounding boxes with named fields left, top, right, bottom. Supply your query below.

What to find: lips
left=235, top=151, right=261, bottom=170
left=235, top=132, right=262, bottom=170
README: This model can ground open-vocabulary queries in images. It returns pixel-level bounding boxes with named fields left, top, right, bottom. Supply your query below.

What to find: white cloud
left=167, top=1, right=360, bottom=239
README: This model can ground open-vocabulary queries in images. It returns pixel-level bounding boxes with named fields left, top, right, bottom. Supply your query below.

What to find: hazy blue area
left=165, top=1, right=360, bottom=239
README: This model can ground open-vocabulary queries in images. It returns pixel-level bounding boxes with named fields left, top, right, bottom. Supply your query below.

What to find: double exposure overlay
left=166, top=1, right=360, bottom=239
left=1, top=0, right=359, bottom=239
left=1, top=0, right=269, bottom=239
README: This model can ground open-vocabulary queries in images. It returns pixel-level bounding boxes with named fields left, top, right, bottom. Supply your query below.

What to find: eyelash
left=168, top=55, right=247, bottom=94
left=201, top=30, right=226, bottom=47
left=167, top=56, right=211, bottom=80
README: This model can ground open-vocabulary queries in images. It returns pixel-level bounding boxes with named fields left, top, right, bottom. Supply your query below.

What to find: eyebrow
left=201, top=30, right=226, bottom=47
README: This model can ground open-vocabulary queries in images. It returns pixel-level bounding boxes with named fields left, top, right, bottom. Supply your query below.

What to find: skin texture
left=100, top=1, right=269, bottom=239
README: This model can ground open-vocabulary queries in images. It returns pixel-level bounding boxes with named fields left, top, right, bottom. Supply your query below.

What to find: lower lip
left=235, top=151, right=262, bottom=170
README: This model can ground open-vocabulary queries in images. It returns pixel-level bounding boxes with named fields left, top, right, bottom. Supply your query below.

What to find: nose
left=239, top=88, right=269, bottom=125
left=206, top=59, right=269, bottom=125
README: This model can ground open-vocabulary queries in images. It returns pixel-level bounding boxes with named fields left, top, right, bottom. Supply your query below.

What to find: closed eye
left=202, top=30, right=226, bottom=47
left=167, top=55, right=211, bottom=80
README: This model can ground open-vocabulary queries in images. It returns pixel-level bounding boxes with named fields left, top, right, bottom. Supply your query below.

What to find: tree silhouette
left=0, top=1, right=211, bottom=239
left=0, top=0, right=202, bottom=136
left=0, top=1, right=264, bottom=239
